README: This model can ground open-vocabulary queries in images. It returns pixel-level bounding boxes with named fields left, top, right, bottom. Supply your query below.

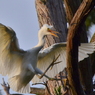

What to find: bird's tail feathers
left=9, top=75, right=30, bottom=93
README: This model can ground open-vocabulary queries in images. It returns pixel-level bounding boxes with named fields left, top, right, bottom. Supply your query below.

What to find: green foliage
left=85, top=8, right=95, bottom=31
left=54, top=86, right=62, bottom=95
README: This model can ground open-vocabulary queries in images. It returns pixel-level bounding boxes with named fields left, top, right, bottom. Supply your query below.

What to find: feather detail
left=0, top=23, right=95, bottom=93
left=0, top=24, right=25, bottom=76
left=32, top=42, right=95, bottom=83
left=9, top=75, right=30, bottom=93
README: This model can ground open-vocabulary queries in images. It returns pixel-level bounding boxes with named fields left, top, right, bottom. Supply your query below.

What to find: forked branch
left=67, top=0, right=95, bottom=95
left=39, top=54, right=62, bottom=79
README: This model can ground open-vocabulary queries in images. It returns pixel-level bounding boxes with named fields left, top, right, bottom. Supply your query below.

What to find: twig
left=32, top=81, right=52, bottom=95
left=32, top=82, right=46, bottom=86
left=1, top=78, right=23, bottom=95
left=30, top=87, right=45, bottom=95
left=39, top=54, right=62, bottom=79
left=59, top=72, right=65, bottom=91
left=45, top=81, right=52, bottom=95
left=1, top=78, right=10, bottom=95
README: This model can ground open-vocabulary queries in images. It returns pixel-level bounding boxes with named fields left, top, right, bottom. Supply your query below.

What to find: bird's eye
left=47, top=28, right=49, bottom=31
left=47, top=28, right=50, bottom=32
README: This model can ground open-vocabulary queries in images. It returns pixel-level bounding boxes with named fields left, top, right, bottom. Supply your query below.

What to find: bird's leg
left=35, top=68, right=61, bottom=81
left=28, top=64, right=36, bottom=74
left=35, top=68, right=51, bottom=79
left=27, top=64, right=53, bottom=80
left=34, top=55, right=61, bottom=80
left=27, top=64, right=52, bottom=80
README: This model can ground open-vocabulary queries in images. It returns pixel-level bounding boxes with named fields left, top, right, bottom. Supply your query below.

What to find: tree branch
left=39, top=54, right=61, bottom=79
left=67, top=0, right=95, bottom=95
left=1, top=78, right=10, bottom=95
left=64, top=0, right=93, bottom=94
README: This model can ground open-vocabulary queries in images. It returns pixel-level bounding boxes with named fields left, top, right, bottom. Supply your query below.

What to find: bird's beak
left=48, top=28, right=59, bottom=37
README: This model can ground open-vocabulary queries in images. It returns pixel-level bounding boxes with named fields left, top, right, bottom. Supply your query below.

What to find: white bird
left=0, top=23, right=95, bottom=93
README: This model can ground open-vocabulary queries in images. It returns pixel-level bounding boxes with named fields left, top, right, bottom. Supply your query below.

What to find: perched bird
left=0, top=23, right=95, bottom=93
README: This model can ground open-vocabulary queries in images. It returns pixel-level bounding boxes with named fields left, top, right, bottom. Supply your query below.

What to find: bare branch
left=67, top=0, right=95, bottom=95
left=39, top=54, right=62, bottom=79
left=1, top=78, right=10, bottom=95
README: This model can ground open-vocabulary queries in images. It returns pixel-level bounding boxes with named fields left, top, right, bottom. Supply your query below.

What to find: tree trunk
left=66, top=0, right=95, bottom=94
left=35, top=0, right=68, bottom=94
left=90, top=33, right=95, bottom=76
left=35, top=0, right=67, bottom=46
left=64, top=0, right=93, bottom=94
left=34, top=0, right=95, bottom=95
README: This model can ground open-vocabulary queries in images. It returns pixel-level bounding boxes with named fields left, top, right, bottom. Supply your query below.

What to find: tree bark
left=67, top=0, right=95, bottom=95
left=34, top=0, right=95, bottom=95
left=35, top=0, right=67, bottom=48
left=35, top=0, right=68, bottom=95
left=64, top=0, right=93, bottom=94
left=64, top=0, right=81, bottom=24
left=90, top=33, right=95, bottom=76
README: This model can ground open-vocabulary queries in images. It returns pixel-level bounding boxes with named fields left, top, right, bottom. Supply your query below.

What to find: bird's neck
left=35, top=34, right=45, bottom=50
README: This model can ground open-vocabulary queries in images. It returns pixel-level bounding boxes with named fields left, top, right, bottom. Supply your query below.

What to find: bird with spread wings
left=0, top=23, right=95, bottom=93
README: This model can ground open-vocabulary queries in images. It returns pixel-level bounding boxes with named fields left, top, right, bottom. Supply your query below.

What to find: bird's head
left=39, top=24, right=59, bottom=38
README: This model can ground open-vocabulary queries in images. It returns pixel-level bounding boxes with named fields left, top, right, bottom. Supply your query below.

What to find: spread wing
left=0, top=23, right=26, bottom=77
left=32, top=42, right=95, bottom=83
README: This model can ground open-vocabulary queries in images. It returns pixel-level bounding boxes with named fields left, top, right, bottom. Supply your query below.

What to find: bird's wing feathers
left=32, top=42, right=67, bottom=82
left=9, top=75, right=30, bottom=93
left=0, top=24, right=25, bottom=77
left=79, top=43, right=95, bottom=61
left=32, top=42, right=95, bottom=83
